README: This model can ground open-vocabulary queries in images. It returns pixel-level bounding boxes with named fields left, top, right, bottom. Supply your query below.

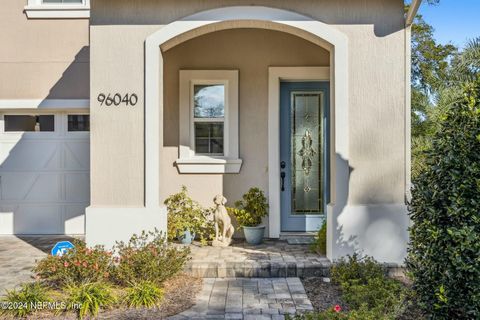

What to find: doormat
left=286, top=237, right=315, bottom=245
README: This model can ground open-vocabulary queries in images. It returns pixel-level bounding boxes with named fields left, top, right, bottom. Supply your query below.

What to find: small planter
left=178, top=230, right=196, bottom=244
left=243, top=225, right=265, bottom=245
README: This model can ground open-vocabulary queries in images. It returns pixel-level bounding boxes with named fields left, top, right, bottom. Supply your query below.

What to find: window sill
left=24, top=5, right=90, bottom=19
left=176, top=157, right=243, bottom=174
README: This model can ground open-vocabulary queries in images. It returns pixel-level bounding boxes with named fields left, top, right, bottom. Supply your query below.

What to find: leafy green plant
left=331, top=254, right=385, bottom=287
left=0, top=282, right=51, bottom=318
left=65, top=282, right=116, bottom=319
left=164, top=186, right=214, bottom=242
left=122, top=280, right=164, bottom=309
left=310, top=221, right=327, bottom=255
left=407, top=80, right=480, bottom=318
left=329, top=255, right=409, bottom=320
left=287, top=305, right=385, bottom=320
left=112, top=229, right=190, bottom=286
left=33, top=239, right=113, bottom=287
left=228, top=187, right=268, bottom=227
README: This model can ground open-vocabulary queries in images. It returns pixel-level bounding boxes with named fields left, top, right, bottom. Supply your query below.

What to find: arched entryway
left=144, top=6, right=349, bottom=261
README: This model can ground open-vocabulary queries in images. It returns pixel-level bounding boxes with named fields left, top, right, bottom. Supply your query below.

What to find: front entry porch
left=179, top=239, right=331, bottom=278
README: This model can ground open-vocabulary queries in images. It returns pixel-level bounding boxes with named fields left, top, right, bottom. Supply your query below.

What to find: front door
left=280, top=82, right=329, bottom=232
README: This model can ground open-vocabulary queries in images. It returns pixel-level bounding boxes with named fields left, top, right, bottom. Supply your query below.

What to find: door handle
left=280, top=172, right=286, bottom=191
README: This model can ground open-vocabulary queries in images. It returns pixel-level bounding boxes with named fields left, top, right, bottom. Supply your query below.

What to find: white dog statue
left=212, top=194, right=234, bottom=247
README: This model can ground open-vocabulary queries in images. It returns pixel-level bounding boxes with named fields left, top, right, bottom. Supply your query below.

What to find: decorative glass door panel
left=292, top=93, right=323, bottom=214
left=280, top=82, right=329, bottom=232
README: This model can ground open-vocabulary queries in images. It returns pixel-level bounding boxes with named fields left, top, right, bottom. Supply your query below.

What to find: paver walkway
left=0, top=235, right=80, bottom=294
left=169, top=278, right=314, bottom=320
left=181, top=240, right=331, bottom=278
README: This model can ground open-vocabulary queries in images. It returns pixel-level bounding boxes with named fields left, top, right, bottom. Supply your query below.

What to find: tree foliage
left=407, top=79, right=480, bottom=318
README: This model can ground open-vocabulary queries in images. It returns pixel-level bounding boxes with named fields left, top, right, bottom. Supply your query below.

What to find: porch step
left=180, top=239, right=331, bottom=278
left=183, top=259, right=331, bottom=278
left=279, top=232, right=317, bottom=245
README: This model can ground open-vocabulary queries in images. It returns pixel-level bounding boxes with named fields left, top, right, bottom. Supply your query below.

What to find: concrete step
left=183, top=259, right=331, bottom=278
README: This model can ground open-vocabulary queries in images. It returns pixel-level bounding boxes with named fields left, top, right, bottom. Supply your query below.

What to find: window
left=177, top=70, right=242, bottom=173
left=25, top=0, right=90, bottom=19
left=68, top=115, right=90, bottom=132
left=4, top=115, right=55, bottom=132
left=193, top=84, right=225, bottom=155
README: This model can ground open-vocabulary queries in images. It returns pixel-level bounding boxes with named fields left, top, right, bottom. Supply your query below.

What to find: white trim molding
left=0, top=99, right=90, bottom=109
left=25, top=0, right=90, bottom=19
left=177, top=70, right=242, bottom=173
left=268, top=67, right=332, bottom=239
left=176, top=157, right=243, bottom=174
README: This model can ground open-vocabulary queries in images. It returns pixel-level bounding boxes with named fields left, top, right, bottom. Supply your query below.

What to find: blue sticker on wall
left=51, top=241, right=75, bottom=257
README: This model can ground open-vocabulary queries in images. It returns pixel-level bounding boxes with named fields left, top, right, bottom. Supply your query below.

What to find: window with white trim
left=25, top=0, right=90, bottom=19
left=177, top=70, right=242, bottom=173
left=193, top=84, right=225, bottom=155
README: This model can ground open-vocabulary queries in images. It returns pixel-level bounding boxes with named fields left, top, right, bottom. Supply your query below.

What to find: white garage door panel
left=65, top=141, right=90, bottom=170
left=0, top=140, right=59, bottom=171
left=0, top=113, right=90, bottom=235
left=65, top=205, right=88, bottom=234
left=66, top=173, right=90, bottom=202
left=14, top=205, right=62, bottom=234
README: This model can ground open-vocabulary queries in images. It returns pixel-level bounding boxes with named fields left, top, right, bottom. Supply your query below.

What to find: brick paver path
left=169, top=278, right=314, bottom=320
left=0, top=236, right=81, bottom=294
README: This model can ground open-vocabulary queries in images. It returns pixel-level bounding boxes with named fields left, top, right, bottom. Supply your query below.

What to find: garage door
left=0, top=112, right=89, bottom=234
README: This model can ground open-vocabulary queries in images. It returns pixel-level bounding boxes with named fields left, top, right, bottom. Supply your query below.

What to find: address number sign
left=97, top=93, right=138, bottom=107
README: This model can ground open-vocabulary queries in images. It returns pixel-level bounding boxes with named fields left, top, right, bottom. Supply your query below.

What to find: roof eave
left=406, top=0, right=422, bottom=26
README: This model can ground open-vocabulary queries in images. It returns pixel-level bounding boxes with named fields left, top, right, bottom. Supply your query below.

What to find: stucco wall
left=0, top=0, right=89, bottom=99
left=90, top=0, right=406, bottom=207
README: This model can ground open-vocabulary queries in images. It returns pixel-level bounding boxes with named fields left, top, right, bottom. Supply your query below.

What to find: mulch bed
left=19, top=274, right=202, bottom=320
left=301, top=277, right=345, bottom=312
left=100, top=273, right=202, bottom=319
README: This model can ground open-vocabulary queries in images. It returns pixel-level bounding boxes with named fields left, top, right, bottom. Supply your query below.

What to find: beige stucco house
left=0, top=0, right=422, bottom=264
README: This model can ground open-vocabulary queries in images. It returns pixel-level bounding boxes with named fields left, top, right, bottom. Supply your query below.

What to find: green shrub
left=65, top=282, right=116, bottom=320
left=112, top=229, right=190, bottom=286
left=34, top=239, right=113, bottom=287
left=310, top=221, right=327, bottom=255
left=0, top=282, right=51, bottom=318
left=330, top=255, right=408, bottom=320
left=407, top=80, right=480, bottom=318
left=228, top=187, right=268, bottom=227
left=164, top=186, right=214, bottom=242
left=341, top=277, right=405, bottom=316
left=331, top=254, right=385, bottom=287
left=123, top=280, right=164, bottom=309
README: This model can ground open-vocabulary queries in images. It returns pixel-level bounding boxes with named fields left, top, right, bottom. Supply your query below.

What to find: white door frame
left=267, top=67, right=330, bottom=238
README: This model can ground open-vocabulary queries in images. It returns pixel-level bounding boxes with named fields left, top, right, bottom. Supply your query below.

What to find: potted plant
left=164, top=186, right=206, bottom=244
left=229, top=187, right=268, bottom=245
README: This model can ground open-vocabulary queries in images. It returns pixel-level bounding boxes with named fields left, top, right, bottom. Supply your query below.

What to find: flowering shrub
left=112, top=229, right=190, bottom=286
left=34, top=239, right=113, bottom=287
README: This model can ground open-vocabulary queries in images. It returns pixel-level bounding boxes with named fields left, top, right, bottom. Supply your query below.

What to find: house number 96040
left=97, top=93, right=138, bottom=106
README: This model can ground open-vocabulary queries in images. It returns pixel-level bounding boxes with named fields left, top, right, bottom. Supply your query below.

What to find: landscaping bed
left=301, top=277, right=343, bottom=312
left=295, top=255, right=427, bottom=320
left=19, top=274, right=201, bottom=320
left=0, top=230, right=197, bottom=320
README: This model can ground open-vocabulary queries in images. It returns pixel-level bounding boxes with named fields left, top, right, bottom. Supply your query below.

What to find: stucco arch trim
left=144, top=6, right=349, bottom=260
